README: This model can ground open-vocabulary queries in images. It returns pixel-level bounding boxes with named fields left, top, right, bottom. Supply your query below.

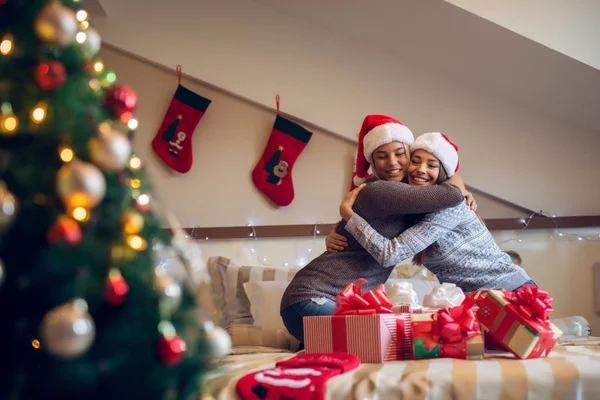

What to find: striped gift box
left=303, top=314, right=412, bottom=363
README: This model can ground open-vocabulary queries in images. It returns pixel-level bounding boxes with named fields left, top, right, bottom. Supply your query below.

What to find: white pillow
left=385, top=278, right=439, bottom=305
left=243, top=281, right=290, bottom=332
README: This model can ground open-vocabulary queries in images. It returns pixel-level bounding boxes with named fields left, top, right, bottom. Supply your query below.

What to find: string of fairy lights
left=496, top=211, right=600, bottom=246
left=189, top=210, right=599, bottom=268
left=189, top=223, right=322, bottom=268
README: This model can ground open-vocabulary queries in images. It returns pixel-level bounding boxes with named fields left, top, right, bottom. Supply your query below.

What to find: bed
left=205, top=337, right=600, bottom=399
left=205, top=257, right=600, bottom=399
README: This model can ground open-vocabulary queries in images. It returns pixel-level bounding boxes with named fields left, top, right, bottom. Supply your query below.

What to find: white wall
left=99, top=47, right=600, bottom=335
left=93, top=0, right=600, bottom=216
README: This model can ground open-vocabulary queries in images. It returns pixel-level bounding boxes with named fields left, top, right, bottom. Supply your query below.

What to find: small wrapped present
left=475, top=285, right=563, bottom=359
left=304, top=279, right=414, bottom=362
left=304, top=313, right=412, bottom=362
left=423, top=283, right=465, bottom=308
left=411, top=305, right=484, bottom=360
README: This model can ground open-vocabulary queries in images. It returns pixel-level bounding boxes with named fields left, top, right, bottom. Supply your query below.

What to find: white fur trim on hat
left=410, top=132, right=459, bottom=177
left=353, top=175, right=366, bottom=187
left=363, top=123, right=414, bottom=160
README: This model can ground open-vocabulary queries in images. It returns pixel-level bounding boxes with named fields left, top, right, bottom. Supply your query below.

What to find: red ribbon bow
left=504, top=284, right=553, bottom=321
left=437, top=306, right=480, bottom=344
left=415, top=305, right=481, bottom=359
left=333, top=278, right=393, bottom=315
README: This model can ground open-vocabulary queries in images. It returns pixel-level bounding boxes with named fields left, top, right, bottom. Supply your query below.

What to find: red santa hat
left=352, top=114, right=414, bottom=187
left=410, top=132, right=460, bottom=177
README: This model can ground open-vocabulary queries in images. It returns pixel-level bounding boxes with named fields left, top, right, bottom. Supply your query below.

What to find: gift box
left=304, top=278, right=415, bottom=362
left=410, top=305, right=484, bottom=360
left=475, top=285, right=562, bottom=359
left=304, top=313, right=412, bottom=362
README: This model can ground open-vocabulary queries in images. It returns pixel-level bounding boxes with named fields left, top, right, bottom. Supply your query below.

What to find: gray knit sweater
left=280, top=181, right=464, bottom=311
left=345, top=202, right=531, bottom=292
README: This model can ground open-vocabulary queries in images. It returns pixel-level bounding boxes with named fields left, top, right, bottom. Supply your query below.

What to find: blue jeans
left=281, top=298, right=336, bottom=343
left=515, top=279, right=536, bottom=290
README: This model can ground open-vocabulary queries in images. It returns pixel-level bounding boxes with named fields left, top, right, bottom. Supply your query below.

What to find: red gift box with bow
left=411, top=305, right=484, bottom=360
left=474, top=285, right=562, bottom=359
left=303, top=279, right=413, bottom=362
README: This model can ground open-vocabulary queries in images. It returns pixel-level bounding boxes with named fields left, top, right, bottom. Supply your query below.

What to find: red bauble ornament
left=157, top=334, right=186, bottom=366
left=34, top=61, right=67, bottom=91
left=47, top=217, right=81, bottom=245
left=106, top=271, right=129, bottom=305
left=105, top=85, right=137, bottom=119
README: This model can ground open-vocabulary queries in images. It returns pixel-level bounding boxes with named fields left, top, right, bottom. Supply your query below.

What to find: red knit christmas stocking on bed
left=151, top=84, right=211, bottom=173
left=236, top=353, right=360, bottom=400
left=252, top=115, right=312, bottom=206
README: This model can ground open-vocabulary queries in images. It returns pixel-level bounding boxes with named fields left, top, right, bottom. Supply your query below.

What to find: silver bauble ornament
left=34, top=2, right=78, bottom=45
left=81, top=27, right=101, bottom=57
left=89, top=124, right=132, bottom=172
left=202, top=321, right=232, bottom=361
left=155, top=267, right=182, bottom=318
left=0, top=181, right=18, bottom=233
left=0, top=258, right=5, bottom=288
left=56, top=159, right=106, bottom=209
left=40, top=298, right=95, bottom=358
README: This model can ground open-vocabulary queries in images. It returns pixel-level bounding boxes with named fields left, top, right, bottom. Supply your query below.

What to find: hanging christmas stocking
left=236, top=352, right=360, bottom=400
left=252, top=115, right=312, bottom=206
left=151, top=83, right=211, bottom=173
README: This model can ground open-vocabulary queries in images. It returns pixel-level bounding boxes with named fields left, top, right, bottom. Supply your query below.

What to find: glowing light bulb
left=137, top=194, right=150, bottom=205
left=2, top=116, right=17, bottom=133
left=127, top=118, right=138, bottom=130
left=80, top=20, right=89, bottom=30
left=72, top=207, right=88, bottom=222
left=105, top=71, right=117, bottom=84
left=76, top=10, right=88, bottom=22
left=31, top=339, right=41, bottom=349
left=205, top=237, right=209, bottom=240
left=130, top=178, right=141, bottom=189
left=76, top=31, right=87, bottom=44
left=129, top=156, right=141, bottom=169
left=578, top=237, right=583, bottom=241
left=0, top=35, right=13, bottom=56
left=127, top=235, right=146, bottom=251
left=94, top=61, right=104, bottom=72
left=59, top=146, right=74, bottom=162
left=31, top=102, right=47, bottom=123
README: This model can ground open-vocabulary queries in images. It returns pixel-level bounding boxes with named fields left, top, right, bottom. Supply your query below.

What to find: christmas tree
left=0, top=1, right=229, bottom=399
left=162, top=115, right=182, bottom=142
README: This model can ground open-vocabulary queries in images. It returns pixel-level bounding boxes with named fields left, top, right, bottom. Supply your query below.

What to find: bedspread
left=204, top=337, right=600, bottom=400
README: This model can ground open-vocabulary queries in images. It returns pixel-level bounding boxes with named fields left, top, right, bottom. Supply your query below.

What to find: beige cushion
left=206, top=256, right=232, bottom=327
left=219, top=259, right=300, bottom=327
left=244, top=281, right=290, bottom=332
left=227, top=324, right=301, bottom=352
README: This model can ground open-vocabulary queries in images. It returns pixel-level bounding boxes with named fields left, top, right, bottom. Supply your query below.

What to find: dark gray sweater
left=280, top=181, right=464, bottom=311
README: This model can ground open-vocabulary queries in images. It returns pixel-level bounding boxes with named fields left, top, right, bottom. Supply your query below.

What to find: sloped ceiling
left=86, top=0, right=600, bottom=216
left=446, top=0, right=600, bottom=71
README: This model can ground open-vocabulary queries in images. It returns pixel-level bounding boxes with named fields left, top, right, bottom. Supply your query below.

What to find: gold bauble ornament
left=34, top=2, right=78, bottom=45
left=121, top=210, right=144, bottom=234
left=0, top=181, right=18, bottom=233
left=89, top=124, right=132, bottom=172
left=56, top=159, right=106, bottom=210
